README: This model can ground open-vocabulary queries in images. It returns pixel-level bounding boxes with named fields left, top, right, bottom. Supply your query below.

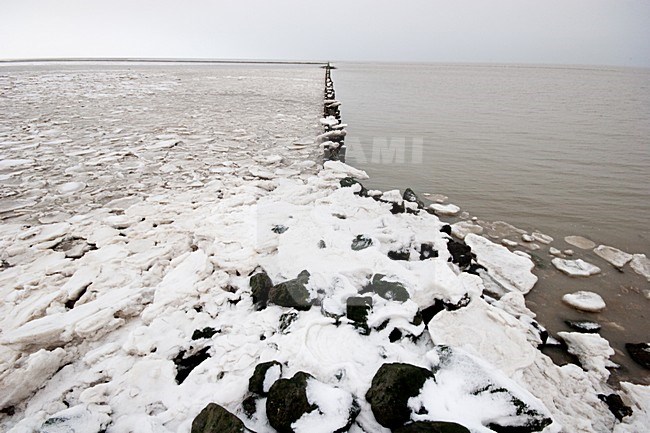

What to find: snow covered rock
left=322, top=161, right=368, bottom=180
left=565, top=320, right=602, bottom=333
left=552, top=258, right=601, bottom=277
left=593, top=245, right=634, bottom=268
left=190, top=403, right=247, bottom=433
left=465, top=234, right=538, bottom=294
left=562, top=291, right=606, bottom=312
left=366, top=362, right=434, bottom=429
left=266, top=372, right=359, bottom=433
left=403, top=188, right=425, bottom=209
left=362, top=274, right=410, bottom=302
left=411, top=346, right=554, bottom=433
left=248, top=361, right=283, bottom=396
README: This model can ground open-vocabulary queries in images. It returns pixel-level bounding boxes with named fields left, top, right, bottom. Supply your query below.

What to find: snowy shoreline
left=0, top=64, right=648, bottom=432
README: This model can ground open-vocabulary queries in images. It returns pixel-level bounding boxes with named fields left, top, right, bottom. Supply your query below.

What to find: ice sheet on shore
left=465, top=234, right=538, bottom=294
left=594, top=245, right=634, bottom=268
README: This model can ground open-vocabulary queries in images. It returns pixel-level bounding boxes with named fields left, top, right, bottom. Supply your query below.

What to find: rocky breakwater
left=0, top=64, right=648, bottom=433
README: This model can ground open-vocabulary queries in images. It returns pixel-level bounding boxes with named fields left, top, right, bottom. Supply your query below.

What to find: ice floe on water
left=0, top=64, right=647, bottom=433
left=564, top=235, right=597, bottom=250
left=594, top=245, right=634, bottom=269
left=551, top=258, right=602, bottom=277
left=562, top=291, right=607, bottom=313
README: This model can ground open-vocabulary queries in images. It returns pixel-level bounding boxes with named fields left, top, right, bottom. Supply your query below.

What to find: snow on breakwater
left=0, top=63, right=647, bottom=432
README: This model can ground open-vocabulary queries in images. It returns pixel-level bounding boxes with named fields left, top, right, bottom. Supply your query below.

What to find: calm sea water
left=334, top=63, right=650, bottom=384
left=334, top=63, right=650, bottom=255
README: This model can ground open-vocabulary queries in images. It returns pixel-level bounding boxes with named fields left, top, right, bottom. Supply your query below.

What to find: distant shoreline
left=0, top=58, right=326, bottom=65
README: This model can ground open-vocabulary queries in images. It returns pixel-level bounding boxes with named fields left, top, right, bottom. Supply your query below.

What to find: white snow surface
left=0, top=65, right=646, bottom=433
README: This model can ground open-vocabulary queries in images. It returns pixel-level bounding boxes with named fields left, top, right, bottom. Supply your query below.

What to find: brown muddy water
left=333, top=62, right=650, bottom=385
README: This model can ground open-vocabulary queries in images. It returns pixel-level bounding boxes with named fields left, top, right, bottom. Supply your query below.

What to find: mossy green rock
left=366, top=363, right=433, bottom=429
left=191, top=403, right=245, bottom=433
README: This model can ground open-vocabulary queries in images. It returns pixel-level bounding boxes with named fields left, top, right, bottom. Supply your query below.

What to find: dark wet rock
left=446, top=239, right=474, bottom=269
left=279, top=311, right=299, bottom=334
left=465, top=263, right=487, bottom=276
left=440, top=225, right=452, bottom=235
left=598, top=393, right=633, bottom=421
left=390, top=202, right=406, bottom=214
left=174, top=347, right=211, bottom=384
left=249, top=361, right=283, bottom=396
left=394, top=421, right=471, bottom=433
left=266, top=372, right=316, bottom=433
left=272, top=225, right=288, bottom=234
left=242, top=396, right=257, bottom=418
left=389, top=328, right=403, bottom=342
left=419, top=243, right=438, bottom=260
left=403, top=188, right=425, bottom=209
left=625, top=343, right=650, bottom=369
left=346, top=296, right=372, bottom=324
left=340, top=177, right=368, bottom=197
left=347, top=296, right=373, bottom=335
left=388, top=249, right=411, bottom=261
left=191, top=403, right=246, bottom=433
left=192, top=327, right=219, bottom=340
left=565, top=320, right=601, bottom=333
left=362, top=274, right=410, bottom=302
left=317, top=239, right=326, bottom=249
left=250, top=271, right=273, bottom=309
left=351, top=234, right=373, bottom=251
left=366, top=363, right=434, bottom=429
left=421, top=295, right=471, bottom=325
left=268, top=270, right=312, bottom=310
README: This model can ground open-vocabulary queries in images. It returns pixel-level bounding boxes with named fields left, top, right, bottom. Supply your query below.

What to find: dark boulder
left=174, top=347, right=211, bottom=384
left=388, top=249, right=411, bottom=261
left=191, top=327, right=219, bottom=340
left=351, top=235, right=373, bottom=251
left=419, top=244, right=438, bottom=260
left=346, top=296, right=373, bottom=325
left=598, top=393, right=633, bottom=421
left=268, top=271, right=312, bottom=310
left=446, top=240, right=474, bottom=269
left=362, top=274, right=410, bottom=302
left=250, top=271, right=273, bottom=309
left=403, top=188, right=425, bottom=209
left=365, top=363, right=434, bottom=429
left=420, top=294, right=471, bottom=325
left=440, top=225, right=452, bottom=235
left=625, top=343, right=650, bottom=369
left=191, top=403, right=246, bottom=433
left=266, top=372, right=317, bottom=433
left=249, top=361, right=283, bottom=396
left=272, top=225, right=288, bottom=234
left=394, top=421, right=471, bottom=433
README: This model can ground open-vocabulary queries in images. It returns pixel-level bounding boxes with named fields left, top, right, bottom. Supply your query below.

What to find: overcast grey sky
left=1, top=0, right=649, bottom=67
